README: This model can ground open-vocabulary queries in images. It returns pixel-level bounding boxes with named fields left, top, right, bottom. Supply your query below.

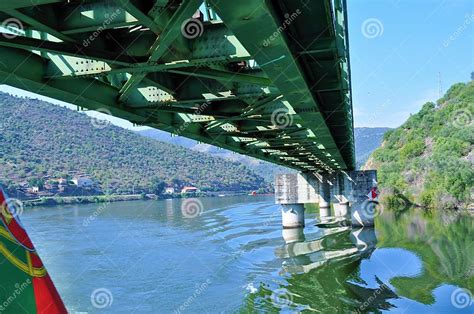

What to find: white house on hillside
left=71, top=177, right=94, bottom=188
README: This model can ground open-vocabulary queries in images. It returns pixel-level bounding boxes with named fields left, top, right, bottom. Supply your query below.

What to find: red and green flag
left=0, top=188, right=66, bottom=313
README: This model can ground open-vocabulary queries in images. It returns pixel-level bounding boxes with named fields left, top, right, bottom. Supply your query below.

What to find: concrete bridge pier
left=349, top=170, right=379, bottom=227
left=318, top=176, right=331, bottom=210
left=333, top=173, right=350, bottom=219
left=281, top=204, right=305, bottom=229
left=351, top=201, right=376, bottom=227
left=281, top=227, right=305, bottom=244
left=316, top=174, right=331, bottom=219
left=319, top=205, right=331, bottom=220
left=275, top=171, right=378, bottom=228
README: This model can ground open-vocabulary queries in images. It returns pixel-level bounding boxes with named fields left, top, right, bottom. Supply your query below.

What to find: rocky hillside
left=366, top=82, right=473, bottom=209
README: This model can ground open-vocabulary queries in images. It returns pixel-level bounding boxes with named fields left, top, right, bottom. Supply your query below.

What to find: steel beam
left=0, top=0, right=355, bottom=172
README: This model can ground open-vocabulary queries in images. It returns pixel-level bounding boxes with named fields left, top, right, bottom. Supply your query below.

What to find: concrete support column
left=319, top=206, right=331, bottom=219
left=281, top=204, right=305, bottom=229
left=276, top=170, right=378, bottom=228
left=335, top=202, right=350, bottom=217
left=351, top=201, right=376, bottom=227
left=334, top=173, right=350, bottom=218
left=319, top=179, right=331, bottom=210
left=349, top=170, right=378, bottom=227
left=281, top=227, right=305, bottom=244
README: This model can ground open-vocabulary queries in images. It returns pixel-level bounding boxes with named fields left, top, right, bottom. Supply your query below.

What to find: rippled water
left=22, top=195, right=473, bottom=313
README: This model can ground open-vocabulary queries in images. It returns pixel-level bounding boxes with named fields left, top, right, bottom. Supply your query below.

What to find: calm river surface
left=22, top=195, right=473, bottom=313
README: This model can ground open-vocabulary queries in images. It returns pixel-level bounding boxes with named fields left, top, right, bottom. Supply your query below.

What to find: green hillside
left=367, top=82, right=474, bottom=209
left=0, top=93, right=267, bottom=195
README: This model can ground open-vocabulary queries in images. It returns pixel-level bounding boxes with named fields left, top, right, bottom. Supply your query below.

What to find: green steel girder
left=0, top=1, right=63, bottom=10
left=115, top=0, right=165, bottom=34
left=0, top=46, right=294, bottom=168
left=0, top=34, right=141, bottom=66
left=206, top=0, right=352, bottom=169
left=165, top=67, right=272, bottom=86
left=59, top=3, right=139, bottom=35
left=0, top=0, right=355, bottom=172
left=118, top=0, right=201, bottom=102
left=4, top=8, right=74, bottom=42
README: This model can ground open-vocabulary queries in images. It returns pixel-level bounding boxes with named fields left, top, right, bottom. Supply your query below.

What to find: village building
left=181, top=186, right=198, bottom=194
left=164, top=187, right=175, bottom=194
left=71, top=176, right=94, bottom=188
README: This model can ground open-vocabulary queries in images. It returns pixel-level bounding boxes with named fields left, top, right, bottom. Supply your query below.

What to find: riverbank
left=22, top=192, right=271, bottom=207
left=22, top=194, right=147, bottom=207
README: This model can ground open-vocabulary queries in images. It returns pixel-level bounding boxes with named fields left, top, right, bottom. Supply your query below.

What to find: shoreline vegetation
left=366, top=82, right=473, bottom=210
left=0, top=92, right=270, bottom=197
left=380, top=192, right=473, bottom=213
left=21, top=192, right=272, bottom=207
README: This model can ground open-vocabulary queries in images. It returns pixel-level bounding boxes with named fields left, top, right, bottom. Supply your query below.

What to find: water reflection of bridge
left=276, top=221, right=398, bottom=312
left=243, top=206, right=473, bottom=312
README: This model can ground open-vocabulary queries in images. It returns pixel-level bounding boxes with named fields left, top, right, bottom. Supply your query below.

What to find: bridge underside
left=0, top=0, right=355, bottom=172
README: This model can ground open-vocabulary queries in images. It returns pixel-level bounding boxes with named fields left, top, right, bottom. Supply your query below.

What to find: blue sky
left=0, top=0, right=472, bottom=129
left=348, top=0, right=473, bottom=127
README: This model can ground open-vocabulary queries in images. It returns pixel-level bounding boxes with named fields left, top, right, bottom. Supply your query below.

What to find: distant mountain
left=366, top=82, right=473, bottom=209
left=0, top=93, right=268, bottom=195
left=137, top=129, right=294, bottom=182
left=137, top=127, right=390, bottom=179
left=138, top=129, right=196, bottom=149
left=355, top=127, right=392, bottom=168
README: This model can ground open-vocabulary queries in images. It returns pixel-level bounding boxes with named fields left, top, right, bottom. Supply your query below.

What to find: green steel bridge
left=0, top=0, right=354, bottom=173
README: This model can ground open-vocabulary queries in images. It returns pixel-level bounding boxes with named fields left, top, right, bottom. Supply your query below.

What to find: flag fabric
left=0, top=188, right=66, bottom=313
left=367, top=187, right=379, bottom=201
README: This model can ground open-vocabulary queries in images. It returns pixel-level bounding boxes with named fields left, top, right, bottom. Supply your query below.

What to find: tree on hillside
left=369, top=82, right=474, bottom=209
left=0, top=92, right=269, bottom=196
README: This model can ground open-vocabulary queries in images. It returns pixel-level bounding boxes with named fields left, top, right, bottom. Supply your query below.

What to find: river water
left=22, top=195, right=473, bottom=313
